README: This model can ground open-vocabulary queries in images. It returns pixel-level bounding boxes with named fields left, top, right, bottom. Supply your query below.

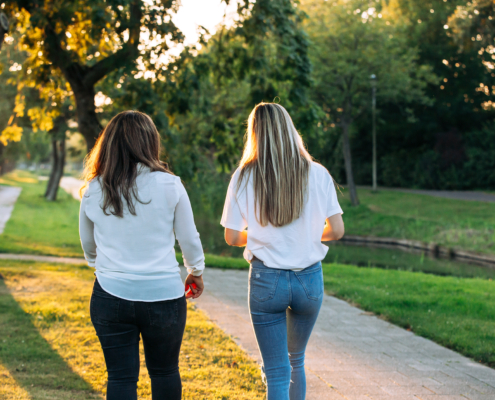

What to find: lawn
left=0, top=171, right=82, bottom=257
left=0, top=260, right=264, bottom=399
left=339, top=188, right=495, bottom=256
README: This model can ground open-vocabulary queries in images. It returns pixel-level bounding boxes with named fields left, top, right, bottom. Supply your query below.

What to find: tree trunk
left=0, top=143, right=4, bottom=175
left=45, top=139, right=66, bottom=201
left=341, top=120, right=359, bottom=206
left=73, top=87, right=103, bottom=152
left=0, top=12, right=8, bottom=50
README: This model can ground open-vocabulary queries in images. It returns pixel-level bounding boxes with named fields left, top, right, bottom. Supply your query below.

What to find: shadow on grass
left=0, top=278, right=98, bottom=399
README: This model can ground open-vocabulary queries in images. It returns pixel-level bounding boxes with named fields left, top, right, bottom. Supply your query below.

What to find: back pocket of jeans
left=295, top=267, right=323, bottom=301
left=90, top=291, right=120, bottom=326
left=147, top=299, right=179, bottom=328
left=249, top=269, right=280, bottom=302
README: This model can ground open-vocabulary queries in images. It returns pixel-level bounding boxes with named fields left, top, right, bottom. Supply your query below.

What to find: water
left=323, top=242, right=495, bottom=280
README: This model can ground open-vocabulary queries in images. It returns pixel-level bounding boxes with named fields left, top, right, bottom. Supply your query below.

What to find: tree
left=301, top=0, right=437, bottom=206
left=7, top=0, right=183, bottom=151
left=448, top=0, right=495, bottom=111
left=448, top=0, right=494, bottom=47
left=0, top=12, right=8, bottom=50
left=105, top=0, right=314, bottom=177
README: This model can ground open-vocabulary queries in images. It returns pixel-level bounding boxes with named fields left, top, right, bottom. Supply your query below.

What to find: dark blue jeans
left=90, top=279, right=187, bottom=400
left=249, top=260, right=323, bottom=400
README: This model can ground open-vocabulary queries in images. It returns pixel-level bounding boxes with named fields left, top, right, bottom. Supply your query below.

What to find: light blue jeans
left=249, top=259, right=323, bottom=400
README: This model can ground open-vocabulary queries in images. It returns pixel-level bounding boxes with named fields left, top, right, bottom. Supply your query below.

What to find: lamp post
left=371, top=74, right=377, bottom=192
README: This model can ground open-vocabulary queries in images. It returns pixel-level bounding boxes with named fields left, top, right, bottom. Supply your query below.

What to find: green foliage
left=106, top=0, right=314, bottom=177
left=303, top=0, right=436, bottom=124
left=448, top=0, right=494, bottom=48
left=4, top=0, right=184, bottom=149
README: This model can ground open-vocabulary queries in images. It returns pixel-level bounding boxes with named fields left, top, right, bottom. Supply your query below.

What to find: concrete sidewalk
left=0, top=186, right=22, bottom=234
left=184, top=267, right=495, bottom=400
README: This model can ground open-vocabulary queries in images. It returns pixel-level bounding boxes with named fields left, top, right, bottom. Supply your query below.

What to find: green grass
left=0, top=171, right=82, bottom=257
left=339, top=188, right=495, bottom=256
left=0, top=260, right=265, bottom=399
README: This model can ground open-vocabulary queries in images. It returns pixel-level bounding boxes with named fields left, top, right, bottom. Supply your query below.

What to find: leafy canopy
left=301, top=0, right=437, bottom=124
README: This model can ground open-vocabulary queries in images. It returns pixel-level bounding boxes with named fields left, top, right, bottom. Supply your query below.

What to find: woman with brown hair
left=79, top=110, right=204, bottom=400
left=221, top=103, right=344, bottom=400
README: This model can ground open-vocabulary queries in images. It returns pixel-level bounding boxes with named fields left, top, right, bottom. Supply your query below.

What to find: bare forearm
left=225, top=228, right=248, bottom=247
left=321, top=215, right=345, bottom=242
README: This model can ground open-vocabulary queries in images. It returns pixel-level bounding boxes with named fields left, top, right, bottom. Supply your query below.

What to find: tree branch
left=83, top=0, right=142, bottom=87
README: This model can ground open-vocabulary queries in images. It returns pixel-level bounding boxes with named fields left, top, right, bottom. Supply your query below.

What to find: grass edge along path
left=0, top=171, right=82, bottom=258
left=193, top=254, right=495, bottom=369
left=0, top=260, right=265, bottom=399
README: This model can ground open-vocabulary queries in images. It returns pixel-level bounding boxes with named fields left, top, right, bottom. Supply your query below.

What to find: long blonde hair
left=237, top=103, right=312, bottom=227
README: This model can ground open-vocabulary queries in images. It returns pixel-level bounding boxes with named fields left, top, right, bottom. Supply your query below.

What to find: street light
left=371, top=74, right=377, bottom=192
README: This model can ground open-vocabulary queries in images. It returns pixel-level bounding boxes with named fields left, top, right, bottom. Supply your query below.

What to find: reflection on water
left=324, top=242, right=495, bottom=280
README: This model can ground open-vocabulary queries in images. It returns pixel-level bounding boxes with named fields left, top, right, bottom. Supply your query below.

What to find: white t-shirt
left=220, top=162, right=343, bottom=270
left=79, top=165, right=205, bottom=302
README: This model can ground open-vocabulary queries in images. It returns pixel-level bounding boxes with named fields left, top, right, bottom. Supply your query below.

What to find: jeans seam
left=287, top=271, right=292, bottom=304
left=147, top=304, right=154, bottom=326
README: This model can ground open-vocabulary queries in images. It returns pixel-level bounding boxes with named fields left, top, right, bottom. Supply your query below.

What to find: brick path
left=185, top=267, right=495, bottom=400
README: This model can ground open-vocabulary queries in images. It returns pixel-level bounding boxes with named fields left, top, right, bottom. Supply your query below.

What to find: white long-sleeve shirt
left=79, top=165, right=205, bottom=302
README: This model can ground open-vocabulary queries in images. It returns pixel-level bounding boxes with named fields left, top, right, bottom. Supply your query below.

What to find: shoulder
left=231, top=167, right=242, bottom=184
left=310, top=161, right=332, bottom=181
left=151, top=170, right=178, bottom=184
left=83, top=178, right=101, bottom=197
left=152, top=171, right=187, bottom=200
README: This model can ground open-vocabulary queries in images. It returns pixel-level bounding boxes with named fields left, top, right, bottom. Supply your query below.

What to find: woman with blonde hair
left=79, top=110, right=205, bottom=400
left=221, top=103, right=344, bottom=399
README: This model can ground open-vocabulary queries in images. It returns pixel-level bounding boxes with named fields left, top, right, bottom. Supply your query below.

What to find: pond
left=323, top=241, right=495, bottom=280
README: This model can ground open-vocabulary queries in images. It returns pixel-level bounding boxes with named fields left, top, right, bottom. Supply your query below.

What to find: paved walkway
left=183, top=267, right=495, bottom=400
left=60, top=177, right=85, bottom=200
left=0, top=186, right=22, bottom=234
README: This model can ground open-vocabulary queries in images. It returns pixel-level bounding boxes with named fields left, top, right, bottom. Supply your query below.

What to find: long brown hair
left=237, top=103, right=312, bottom=227
left=81, top=110, right=172, bottom=217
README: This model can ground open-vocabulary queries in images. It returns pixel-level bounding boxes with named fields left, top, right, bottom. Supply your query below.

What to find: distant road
left=357, top=186, right=495, bottom=203
left=0, top=186, right=22, bottom=234
left=60, top=177, right=84, bottom=200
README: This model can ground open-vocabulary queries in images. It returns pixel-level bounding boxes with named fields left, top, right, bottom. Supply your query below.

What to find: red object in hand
left=185, top=283, right=198, bottom=298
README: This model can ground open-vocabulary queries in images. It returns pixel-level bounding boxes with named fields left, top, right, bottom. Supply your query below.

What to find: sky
left=172, top=0, right=240, bottom=46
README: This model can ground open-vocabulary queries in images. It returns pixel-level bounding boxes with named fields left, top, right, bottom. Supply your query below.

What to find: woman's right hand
left=185, top=274, right=204, bottom=299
